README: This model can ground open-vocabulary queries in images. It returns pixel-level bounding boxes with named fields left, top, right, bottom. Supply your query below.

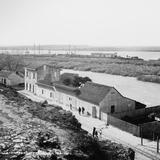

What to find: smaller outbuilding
left=0, top=70, right=24, bottom=86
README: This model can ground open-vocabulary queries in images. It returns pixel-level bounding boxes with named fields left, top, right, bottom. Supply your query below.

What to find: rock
left=37, top=150, right=52, bottom=156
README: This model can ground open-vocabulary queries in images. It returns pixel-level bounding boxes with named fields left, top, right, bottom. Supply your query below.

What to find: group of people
left=78, top=107, right=85, bottom=115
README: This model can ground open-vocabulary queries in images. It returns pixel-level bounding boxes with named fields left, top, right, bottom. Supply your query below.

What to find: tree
left=72, top=76, right=92, bottom=87
left=0, top=54, right=25, bottom=72
left=63, top=78, right=71, bottom=86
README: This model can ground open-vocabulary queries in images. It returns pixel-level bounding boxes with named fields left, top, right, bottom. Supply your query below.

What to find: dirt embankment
left=0, top=84, right=135, bottom=160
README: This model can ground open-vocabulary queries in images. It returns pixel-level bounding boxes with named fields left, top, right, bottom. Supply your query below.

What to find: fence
left=141, top=121, right=160, bottom=139
left=111, top=108, right=145, bottom=119
left=110, top=106, right=160, bottom=119
left=107, top=114, right=140, bottom=136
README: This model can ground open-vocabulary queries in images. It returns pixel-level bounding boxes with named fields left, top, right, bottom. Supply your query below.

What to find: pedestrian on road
left=98, top=128, right=102, bottom=138
left=95, top=130, right=98, bottom=138
left=92, top=127, right=96, bottom=137
left=78, top=107, right=81, bottom=115
left=82, top=107, right=85, bottom=114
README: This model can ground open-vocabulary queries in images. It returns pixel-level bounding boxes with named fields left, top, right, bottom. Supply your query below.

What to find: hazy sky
left=0, top=0, right=160, bottom=46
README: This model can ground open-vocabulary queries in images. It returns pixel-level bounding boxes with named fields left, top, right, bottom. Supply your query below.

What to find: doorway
left=111, top=105, right=115, bottom=114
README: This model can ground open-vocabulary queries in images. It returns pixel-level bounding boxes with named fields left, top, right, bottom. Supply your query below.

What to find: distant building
left=0, top=70, right=24, bottom=86
left=24, top=64, right=61, bottom=94
left=91, top=52, right=117, bottom=58
left=24, top=64, right=146, bottom=122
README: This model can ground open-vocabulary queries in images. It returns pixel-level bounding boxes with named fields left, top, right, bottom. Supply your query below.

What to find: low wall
left=112, top=108, right=145, bottom=119
left=107, top=115, right=140, bottom=136
left=141, top=121, right=160, bottom=139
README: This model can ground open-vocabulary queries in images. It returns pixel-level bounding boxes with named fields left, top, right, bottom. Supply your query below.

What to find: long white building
left=24, top=64, right=146, bottom=120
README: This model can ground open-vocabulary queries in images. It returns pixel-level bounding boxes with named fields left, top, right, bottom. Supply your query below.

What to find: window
left=50, top=92, right=53, bottom=98
left=26, top=83, right=28, bottom=90
left=42, top=89, right=44, bottom=94
left=29, top=84, right=31, bottom=91
left=33, top=73, right=35, bottom=79
left=33, top=85, right=34, bottom=93
left=111, top=105, right=115, bottom=114
left=26, top=71, right=29, bottom=77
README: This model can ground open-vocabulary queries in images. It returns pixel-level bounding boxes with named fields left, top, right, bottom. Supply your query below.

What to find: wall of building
left=25, top=68, right=37, bottom=94
left=36, top=85, right=55, bottom=101
left=107, top=114, right=140, bottom=136
left=37, top=65, right=60, bottom=82
left=55, top=90, right=77, bottom=110
left=100, top=88, right=135, bottom=114
left=77, top=99, right=99, bottom=118
left=0, top=77, right=10, bottom=85
left=8, top=73, right=24, bottom=85
left=0, top=74, right=23, bottom=86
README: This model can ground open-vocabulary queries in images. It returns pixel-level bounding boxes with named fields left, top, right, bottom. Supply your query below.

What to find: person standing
left=82, top=107, right=85, bottom=114
left=78, top=107, right=81, bottom=115
left=92, top=127, right=96, bottom=137
left=95, top=130, right=98, bottom=138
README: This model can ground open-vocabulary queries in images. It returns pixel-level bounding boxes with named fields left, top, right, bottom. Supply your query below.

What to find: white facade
left=25, top=68, right=37, bottom=94
left=77, top=99, right=99, bottom=117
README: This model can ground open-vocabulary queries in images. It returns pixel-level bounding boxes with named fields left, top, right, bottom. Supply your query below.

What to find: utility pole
left=140, top=126, right=143, bottom=145
left=157, top=136, right=159, bottom=153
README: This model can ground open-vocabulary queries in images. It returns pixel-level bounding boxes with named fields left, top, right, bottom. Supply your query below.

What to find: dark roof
left=78, top=82, right=113, bottom=105
left=0, top=70, right=13, bottom=78
left=37, top=79, right=80, bottom=96
left=60, top=73, right=79, bottom=78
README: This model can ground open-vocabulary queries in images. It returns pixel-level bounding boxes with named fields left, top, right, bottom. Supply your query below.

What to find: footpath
left=19, top=90, right=160, bottom=160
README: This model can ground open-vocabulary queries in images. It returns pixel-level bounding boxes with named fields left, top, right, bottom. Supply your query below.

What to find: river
left=61, top=69, right=160, bottom=107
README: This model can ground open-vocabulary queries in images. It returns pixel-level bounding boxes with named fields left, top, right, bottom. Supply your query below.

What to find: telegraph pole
left=157, top=136, right=159, bottom=153
left=140, top=125, right=143, bottom=146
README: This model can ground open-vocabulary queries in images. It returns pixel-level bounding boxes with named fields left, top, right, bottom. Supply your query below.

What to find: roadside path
left=19, top=90, right=160, bottom=160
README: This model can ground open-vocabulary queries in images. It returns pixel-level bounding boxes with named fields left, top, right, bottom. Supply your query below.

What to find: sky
left=0, top=0, right=160, bottom=46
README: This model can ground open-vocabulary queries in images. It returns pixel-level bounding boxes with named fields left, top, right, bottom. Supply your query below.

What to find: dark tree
left=72, top=76, right=92, bottom=87
left=0, top=54, right=25, bottom=72
left=63, top=78, right=71, bottom=86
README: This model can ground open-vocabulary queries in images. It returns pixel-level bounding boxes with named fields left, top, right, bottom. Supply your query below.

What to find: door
left=111, top=105, right=115, bottom=114
left=92, top=106, right=97, bottom=118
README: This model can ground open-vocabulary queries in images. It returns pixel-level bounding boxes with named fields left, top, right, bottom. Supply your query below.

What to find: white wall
left=77, top=99, right=99, bottom=117
left=55, top=90, right=77, bottom=109
left=36, top=86, right=55, bottom=102
left=25, top=68, right=37, bottom=94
